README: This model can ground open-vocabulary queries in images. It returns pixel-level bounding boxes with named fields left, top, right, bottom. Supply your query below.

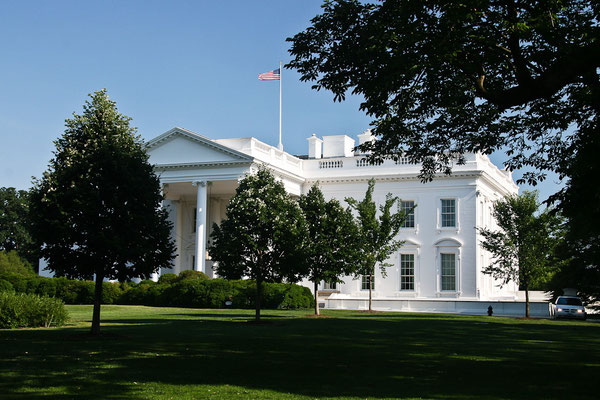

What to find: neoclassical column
left=192, top=180, right=208, bottom=274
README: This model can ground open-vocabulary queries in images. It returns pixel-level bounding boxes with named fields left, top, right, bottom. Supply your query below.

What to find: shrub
left=158, top=273, right=178, bottom=285
left=101, top=282, right=123, bottom=304
left=0, top=292, right=68, bottom=329
left=175, top=270, right=209, bottom=282
left=36, top=277, right=58, bottom=298
left=0, top=279, right=14, bottom=293
left=0, top=272, right=28, bottom=293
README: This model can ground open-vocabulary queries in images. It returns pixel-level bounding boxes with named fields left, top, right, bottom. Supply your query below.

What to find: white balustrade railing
left=319, top=160, right=344, bottom=169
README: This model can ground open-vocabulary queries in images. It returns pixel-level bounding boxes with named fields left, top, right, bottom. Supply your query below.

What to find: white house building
left=147, top=127, right=550, bottom=316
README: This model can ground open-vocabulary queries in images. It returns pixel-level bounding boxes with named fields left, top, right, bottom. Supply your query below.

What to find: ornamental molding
left=153, top=160, right=252, bottom=170
left=146, top=127, right=253, bottom=162
left=304, top=171, right=482, bottom=185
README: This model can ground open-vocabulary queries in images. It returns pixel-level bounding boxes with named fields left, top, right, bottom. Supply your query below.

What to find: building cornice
left=154, top=160, right=253, bottom=170
left=304, top=171, right=483, bottom=185
left=146, top=127, right=253, bottom=162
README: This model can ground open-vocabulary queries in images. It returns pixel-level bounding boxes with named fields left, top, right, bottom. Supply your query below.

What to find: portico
left=147, top=127, right=305, bottom=276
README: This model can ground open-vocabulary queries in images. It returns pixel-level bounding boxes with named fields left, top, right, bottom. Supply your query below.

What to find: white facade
left=147, top=127, right=540, bottom=315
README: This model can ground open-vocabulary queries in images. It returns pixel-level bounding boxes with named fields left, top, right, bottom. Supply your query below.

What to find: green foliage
left=299, top=183, right=360, bottom=314
left=0, top=250, right=35, bottom=276
left=287, top=0, right=599, bottom=185
left=345, top=179, right=408, bottom=310
left=174, top=270, right=209, bottom=282
left=0, top=292, right=68, bottom=329
left=29, top=89, right=175, bottom=334
left=0, top=279, right=14, bottom=293
left=479, top=191, right=562, bottom=316
left=157, top=273, right=178, bottom=284
left=209, top=167, right=309, bottom=320
left=0, top=268, right=314, bottom=310
left=0, top=187, right=34, bottom=261
left=549, top=131, right=600, bottom=306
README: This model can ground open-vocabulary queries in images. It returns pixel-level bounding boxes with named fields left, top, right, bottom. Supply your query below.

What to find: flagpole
left=278, top=61, right=283, bottom=151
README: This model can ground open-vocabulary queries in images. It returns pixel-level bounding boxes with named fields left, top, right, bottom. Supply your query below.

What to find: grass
left=1, top=305, right=598, bottom=399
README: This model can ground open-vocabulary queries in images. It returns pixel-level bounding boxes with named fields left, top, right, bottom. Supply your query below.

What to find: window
left=400, top=254, right=415, bottom=290
left=323, top=280, right=337, bottom=290
left=361, top=275, right=375, bottom=290
left=441, top=199, right=456, bottom=227
left=441, top=253, right=456, bottom=291
left=400, top=201, right=415, bottom=228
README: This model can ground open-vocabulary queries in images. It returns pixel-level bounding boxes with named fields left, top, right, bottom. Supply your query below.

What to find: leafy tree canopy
left=287, top=0, right=600, bottom=184
left=549, top=132, right=600, bottom=305
left=0, top=250, right=35, bottom=276
left=29, top=89, right=175, bottom=333
left=346, top=179, right=408, bottom=311
left=479, top=191, right=561, bottom=317
left=299, top=183, right=360, bottom=314
left=209, top=167, right=309, bottom=320
left=0, top=187, right=34, bottom=260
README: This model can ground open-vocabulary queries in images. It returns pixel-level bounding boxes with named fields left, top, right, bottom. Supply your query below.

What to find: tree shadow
left=1, top=311, right=599, bottom=399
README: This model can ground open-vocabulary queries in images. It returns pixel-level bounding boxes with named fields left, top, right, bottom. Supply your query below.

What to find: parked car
left=552, top=296, right=587, bottom=320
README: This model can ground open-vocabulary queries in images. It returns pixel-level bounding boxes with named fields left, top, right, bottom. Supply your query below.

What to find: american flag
left=258, top=68, right=280, bottom=81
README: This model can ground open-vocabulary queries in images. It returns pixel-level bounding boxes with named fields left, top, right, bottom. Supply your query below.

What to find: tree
left=29, top=90, right=175, bottom=335
left=0, top=187, right=35, bottom=263
left=287, top=0, right=599, bottom=185
left=209, top=167, right=308, bottom=321
left=345, top=179, right=407, bottom=311
left=548, top=131, right=600, bottom=305
left=299, top=183, right=360, bottom=315
left=479, top=191, right=560, bottom=317
left=0, top=250, right=35, bottom=276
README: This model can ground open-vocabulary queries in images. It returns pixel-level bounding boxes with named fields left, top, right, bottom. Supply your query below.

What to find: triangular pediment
left=146, top=127, right=253, bottom=166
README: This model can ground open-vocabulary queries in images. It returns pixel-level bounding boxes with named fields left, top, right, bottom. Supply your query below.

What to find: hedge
left=0, top=270, right=314, bottom=310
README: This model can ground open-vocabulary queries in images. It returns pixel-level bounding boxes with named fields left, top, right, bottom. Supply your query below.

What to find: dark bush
left=0, top=279, right=14, bottom=293
left=0, top=266, right=314, bottom=310
left=101, top=282, right=123, bottom=304
left=175, top=270, right=209, bottom=282
left=158, top=273, right=178, bottom=285
left=36, top=277, right=58, bottom=298
left=0, top=272, right=28, bottom=293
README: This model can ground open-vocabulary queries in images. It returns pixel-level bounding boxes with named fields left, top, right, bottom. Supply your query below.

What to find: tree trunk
left=91, top=268, right=104, bottom=335
left=525, top=286, right=530, bottom=318
left=369, top=272, right=373, bottom=312
left=255, top=278, right=262, bottom=321
left=314, top=281, right=319, bottom=316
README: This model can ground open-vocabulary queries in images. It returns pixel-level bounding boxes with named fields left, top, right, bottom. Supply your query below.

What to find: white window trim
left=360, top=274, right=375, bottom=291
left=398, top=251, right=418, bottom=293
left=434, top=239, right=462, bottom=297
left=437, top=197, right=460, bottom=233
left=399, top=199, right=419, bottom=233
left=321, top=280, right=338, bottom=291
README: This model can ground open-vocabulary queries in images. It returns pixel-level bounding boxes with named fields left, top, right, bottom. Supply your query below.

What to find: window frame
left=399, top=253, right=415, bottom=291
left=361, top=274, right=375, bottom=291
left=437, top=197, right=460, bottom=232
left=440, top=253, right=456, bottom=291
left=399, top=200, right=416, bottom=229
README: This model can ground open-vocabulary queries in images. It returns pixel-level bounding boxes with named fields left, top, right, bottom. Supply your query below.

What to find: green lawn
left=1, top=305, right=598, bottom=399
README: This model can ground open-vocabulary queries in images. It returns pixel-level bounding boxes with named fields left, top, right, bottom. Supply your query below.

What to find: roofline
left=146, top=127, right=253, bottom=162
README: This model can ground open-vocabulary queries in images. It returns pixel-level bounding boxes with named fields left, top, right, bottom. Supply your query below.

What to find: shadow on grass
left=1, top=310, right=599, bottom=399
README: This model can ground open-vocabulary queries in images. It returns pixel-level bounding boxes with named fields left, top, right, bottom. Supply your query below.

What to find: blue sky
left=0, top=0, right=562, bottom=201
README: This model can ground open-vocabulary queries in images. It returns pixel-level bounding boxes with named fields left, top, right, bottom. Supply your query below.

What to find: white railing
left=357, top=158, right=383, bottom=167
left=319, top=160, right=344, bottom=169
left=395, top=157, right=413, bottom=165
